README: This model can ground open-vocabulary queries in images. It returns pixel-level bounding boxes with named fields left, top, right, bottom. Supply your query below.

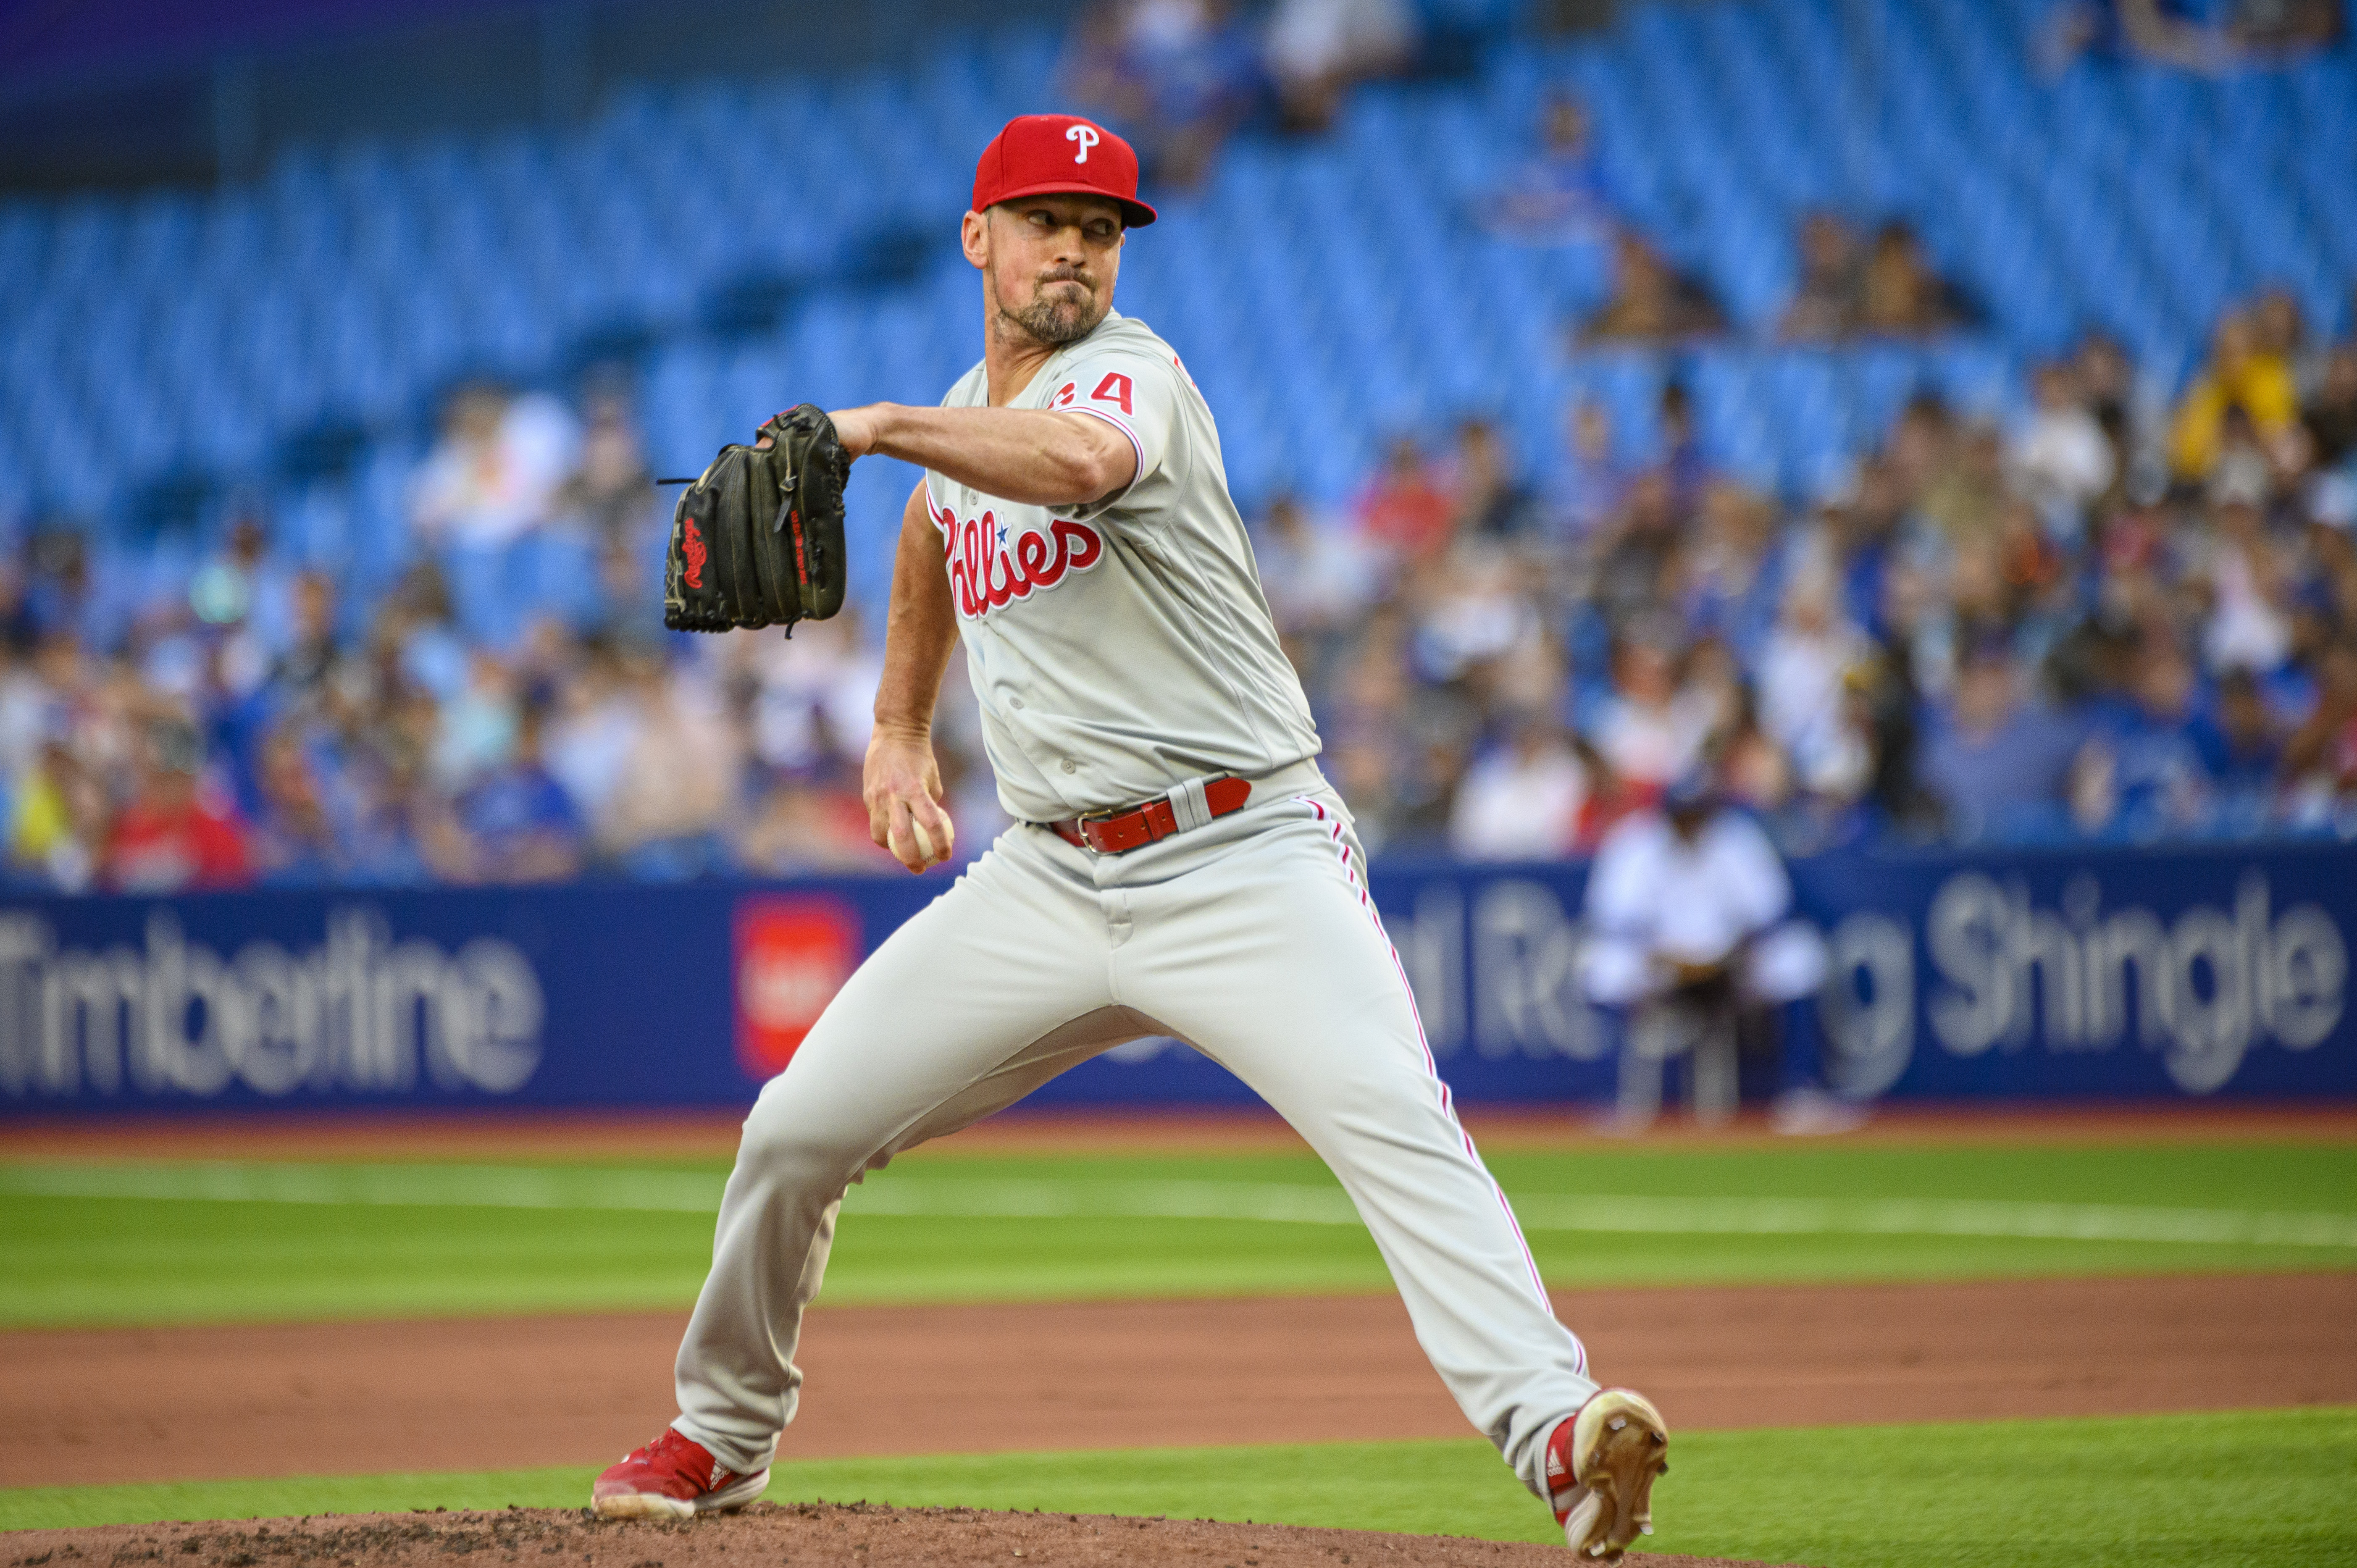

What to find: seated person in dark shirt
left=1779, top=210, right=1863, bottom=342
left=1579, top=231, right=1727, bottom=345
left=1857, top=222, right=1976, bottom=337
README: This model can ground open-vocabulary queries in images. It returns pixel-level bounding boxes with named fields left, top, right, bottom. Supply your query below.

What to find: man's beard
left=999, top=276, right=1104, bottom=347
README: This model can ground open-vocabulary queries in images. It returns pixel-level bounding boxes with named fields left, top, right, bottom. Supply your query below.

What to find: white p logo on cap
left=1066, top=123, right=1100, bottom=163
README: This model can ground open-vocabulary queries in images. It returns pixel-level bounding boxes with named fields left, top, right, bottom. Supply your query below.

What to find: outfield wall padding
left=3, top=841, right=2350, bottom=1114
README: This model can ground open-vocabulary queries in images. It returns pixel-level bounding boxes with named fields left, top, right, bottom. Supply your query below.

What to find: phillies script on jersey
left=932, top=502, right=1105, bottom=620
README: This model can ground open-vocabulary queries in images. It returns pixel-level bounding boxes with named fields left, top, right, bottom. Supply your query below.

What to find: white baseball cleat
left=1545, top=1388, right=1669, bottom=1561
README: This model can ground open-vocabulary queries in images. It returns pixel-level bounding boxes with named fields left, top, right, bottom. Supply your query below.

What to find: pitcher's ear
left=960, top=209, right=991, bottom=270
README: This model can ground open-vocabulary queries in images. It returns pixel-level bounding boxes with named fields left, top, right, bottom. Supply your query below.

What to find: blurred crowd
left=1264, top=285, right=2357, bottom=861
left=0, top=381, right=920, bottom=893
left=8, top=37, right=2357, bottom=891
left=1065, top=0, right=1429, bottom=184
left=9, top=273, right=2352, bottom=894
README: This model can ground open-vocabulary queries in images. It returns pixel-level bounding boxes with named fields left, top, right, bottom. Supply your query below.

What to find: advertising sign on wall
left=3, top=840, right=2350, bottom=1117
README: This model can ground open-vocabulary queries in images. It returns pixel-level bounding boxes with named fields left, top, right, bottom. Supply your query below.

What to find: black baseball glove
left=663, top=404, right=849, bottom=634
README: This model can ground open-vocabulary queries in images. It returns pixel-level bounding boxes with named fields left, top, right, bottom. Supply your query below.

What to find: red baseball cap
left=971, top=113, right=1157, bottom=229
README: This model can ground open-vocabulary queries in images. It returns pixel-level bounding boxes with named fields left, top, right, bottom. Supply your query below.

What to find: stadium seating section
left=4, top=0, right=2351, bottom=614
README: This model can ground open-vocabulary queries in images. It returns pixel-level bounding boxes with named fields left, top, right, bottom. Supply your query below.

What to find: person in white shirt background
left=1577, top=765, right=1853, bottom=1134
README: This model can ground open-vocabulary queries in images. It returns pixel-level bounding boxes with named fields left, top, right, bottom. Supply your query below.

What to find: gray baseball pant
left=669, top=773, right=1597, bottom=1498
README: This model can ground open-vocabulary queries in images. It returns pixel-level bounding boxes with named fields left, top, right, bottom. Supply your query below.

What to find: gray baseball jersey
left=922, top=310, right=1321, bottom=821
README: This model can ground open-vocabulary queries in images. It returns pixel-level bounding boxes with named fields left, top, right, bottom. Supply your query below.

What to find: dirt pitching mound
left=2, top=1505, right=1788, bottom=1568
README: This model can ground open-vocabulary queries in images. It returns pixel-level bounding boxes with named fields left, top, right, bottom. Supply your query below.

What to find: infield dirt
left=0, top=1504, right=1787, bottom=1568
left=8, top=1272, right=2352, bottom=1488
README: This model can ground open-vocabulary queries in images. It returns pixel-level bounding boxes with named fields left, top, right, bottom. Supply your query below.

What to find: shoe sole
left=591, top=1467, right=770, bottom=1520
left=1563, top=1389, right=1668, bottom=1562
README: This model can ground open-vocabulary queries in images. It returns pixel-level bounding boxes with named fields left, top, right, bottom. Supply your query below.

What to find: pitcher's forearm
left=875, top=486, right=960, bottom=736
left=845, top=403, right=1134, bottom=508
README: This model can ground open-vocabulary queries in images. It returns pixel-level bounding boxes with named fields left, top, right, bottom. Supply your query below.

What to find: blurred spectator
left=1448, top=714, right=1589, bottom=861
left=2042, top=0, right=2343, bottom=72
left=1778, top=211, right=1862, bottom=342
left=2282, top=636, right=2357, bottom=809
left=1841, top=651, right=1942, bottom=837
left=2206, top=404, right=2279, bottom=508
left=746, top=612, right=882, bottom=777
left=1257, top=494, right=1382, bottom=642
left=2008, top=360, right=2118, bottom=533
left=2205, top=666, right=2286, bottom=806
left=102, top=718, right=250, bottom=893
left=1590, top=470, right=1685, bottom=629
left=1355, top=436, right=1458, bottom=562
left=1917, top=642, right=2089, bottom=836
left=1681, top=481, right=1784, bottom=658
left=247, top=725, right=341, bottom=885
left=2081, top=636, right=2221, bottom=836
left=1856, top=222, right=1973, bottom=337
left=1412, top=542, right=1543, bottom=687
left=2252, top=286, right=2320, bottom=391
left=1445, top=419, right=1540, bottom=538
left=442, top=702, right=586, bottom=884
left=412, top=383, right=581, bottom=549
left=2170, top=311, right=2300, bottom=482
left=1919, top=414, right=2010, bottom=546
left=2074, top=331, right=2146, bottom=472
left=1580, top=231, right=1726, bottom=345
left=2299, top=344, right=2357, bottom=473
left=10, top=738, right=101, bottom=890
left=1554, top=400, right=1627, bottom=541
left=2200, top=497, right=2295, bottom=672
left=1266, top=0, right=1416, bottom=133
left=1589, top=631, right=1709, bottom=793
left=737, top=778, right=886, bottom=875
left=25, top=531, right=93, bottom=646
left=562, top=381, right=655, bottom=546
left=1653, top=381, right=1712, bottom=515
left=1484, top=93, right=1616, bottom=245
left=0, top=560, right=41, bottom=660
left=593, top=656, right=740, bottom=878
left=431, top=651, right=521, bottom=790
left=1067, top=0, right=1265, bottom=189
left=1758, top=574, right=1871, bottom=796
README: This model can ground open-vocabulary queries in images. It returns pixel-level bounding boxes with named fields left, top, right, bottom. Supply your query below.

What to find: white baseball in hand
left=910, top=813, right=954, bottom=866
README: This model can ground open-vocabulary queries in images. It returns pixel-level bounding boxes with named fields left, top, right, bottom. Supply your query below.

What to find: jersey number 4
left=1054, top=373, right=1133, bottom=415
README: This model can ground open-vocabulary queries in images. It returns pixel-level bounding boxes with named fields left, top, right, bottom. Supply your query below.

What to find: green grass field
left=4, top=1134, right=2354, bottom=1566
left=4, top=1141, right=2353, bottom=1326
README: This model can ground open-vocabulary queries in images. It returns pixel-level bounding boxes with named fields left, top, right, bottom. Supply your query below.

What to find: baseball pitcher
left=601, top=113, right=1668, bottom=1560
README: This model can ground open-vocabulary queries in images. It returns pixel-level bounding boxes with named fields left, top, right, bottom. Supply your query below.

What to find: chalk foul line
left=3, top=1162, right=2354, bottom=1250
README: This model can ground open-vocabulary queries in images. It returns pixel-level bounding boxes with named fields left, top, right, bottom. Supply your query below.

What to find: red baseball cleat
left=1545, top=1388, right=1669, bottom=1561
left=590, top=1428, right=769, bottom=1520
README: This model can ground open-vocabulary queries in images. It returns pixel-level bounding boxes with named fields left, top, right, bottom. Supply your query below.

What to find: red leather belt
left=1044, top=774, right=1253, bottom=855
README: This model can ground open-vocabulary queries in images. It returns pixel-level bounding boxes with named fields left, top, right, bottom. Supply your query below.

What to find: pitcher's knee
left=734, top=1084, right=875, bottom=1191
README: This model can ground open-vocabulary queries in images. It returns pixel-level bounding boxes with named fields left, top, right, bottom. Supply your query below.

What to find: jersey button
left=1010, top=697, right=1024, bottom=709
left=1060, top=759, right=1077, bottom=774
